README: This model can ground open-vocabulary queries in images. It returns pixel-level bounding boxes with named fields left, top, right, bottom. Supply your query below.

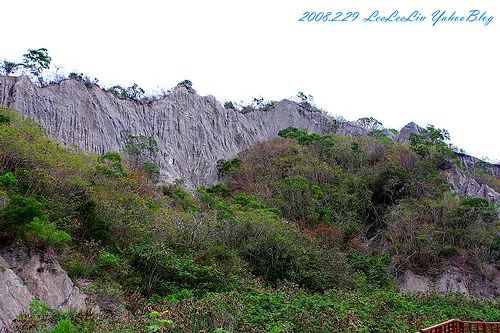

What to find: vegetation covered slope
left=1, top=107, right=499, bottom=332
left=228, top=127, right=500, bottom=276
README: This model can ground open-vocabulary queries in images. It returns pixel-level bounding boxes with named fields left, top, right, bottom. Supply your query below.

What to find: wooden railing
left=420, top=319, right=500, bottom=332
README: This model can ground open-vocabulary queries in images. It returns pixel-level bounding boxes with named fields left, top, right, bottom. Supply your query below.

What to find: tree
left=421, top=125, right=450, bottom=145
left=278, top=127, right=308, bottom=139
left=1, top=48, right=51, bottom=84
left=216, top=158, right=242, bottom=178
left=123, top=131, right=160, bottom=180
left=355, top=117, right=383, bottom=131
left=22, top=48, right=51, bottom=85
left=224, top=101, right=236, bottom=110
left=278, top=175, right=312, bottom=221
left=252, top=96, right=264, bottom=109
left=126, top=83, right=145, bottom=101
left=68, top=72, right=99, bottom=87
left=297, top=92, right=308, bottom=102
left=109, top=83, right=145, bottom=101
left=296, top=92, right=314, bottom=103
left=409, top=125, right=455, bottom=166
left=177, top=79, right=195, bottom=93
left=0, top=60, right=20, bottom=75
left=124, top=133, right=159, bottom=160
left=96, top=152, right=127, bottom=178
left=0, top=114, right=10, bottom=123
left=109, top=85, right=127, bottom=98
left=178, top=79, right=192, bottom=88
left=368, top=129, right=391, bottom=144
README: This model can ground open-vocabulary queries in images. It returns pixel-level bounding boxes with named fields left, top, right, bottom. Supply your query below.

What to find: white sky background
left=2, top=0, right=499, bottom=161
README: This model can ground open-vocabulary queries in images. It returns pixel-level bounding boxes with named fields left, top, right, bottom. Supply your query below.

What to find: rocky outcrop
left=0, top=76, right=338, bottom=188
left=1, top=75, right=499, bottom=195
left=399, top=263, right=500, bottom=299
left=0, top=244, right=95, bottom=331
left=399, top=271, right=432, bottom=293
left=394, top=121, right=422, bottom=142
left=456, top=153, right=500, bottom=177
left=0, top=255, right=32, bottom=332
left=391, top=122, right=500, bottom=202
left=442, top=165, right=500, bottom=202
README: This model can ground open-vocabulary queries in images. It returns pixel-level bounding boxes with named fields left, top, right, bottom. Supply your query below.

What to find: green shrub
left=216, top=158, right=242, bottom=174
left=225, top=208, right=348, bottom=290
left=0, top=195, right=44, bottom=229
left=0, top=172, right=18, bottom=193
left=0, top=114, right=11, bottom=123
left=96, top=152, right=126, bottom=178
left=224, top=101, right=235, bottom=110
left=278, top=127, right=308, bottom=139
left=203, top=184, right=232, bottom=198
left=29, top=299, right=50, bottom=319
left=51, top=318, right=79, bottom=333
left=232, top=193, right=268, bottom=210
left=142, top=161, right=160, bottom=180
left=24, top=216, right=71, bottom=246
left=278, top=127, right=335, bottom=147
left=65, top=258, right=93, bottom=277
left=387, top=195, right=499, bottom=272
left=177, top=79, right=194, bottom=92
left=368, top=129, right=392, bottom=143
left=409, top=125, right=456, bottom=167
left=347, top=251, right=395, bottom=289
left=77, top=200, right=114, bottom=244
left=126, top=243, right=226, bottom=296
left=98, top=251, right=121, bottom=269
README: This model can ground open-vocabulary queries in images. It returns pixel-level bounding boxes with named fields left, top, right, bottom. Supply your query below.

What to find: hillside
left=1, top=75, right=335, bottom=188
left=1, top=105, right=499, bottom=332
left=1, top=75, right=474, bottom=189
left=3, top=75, right=500, bottom=199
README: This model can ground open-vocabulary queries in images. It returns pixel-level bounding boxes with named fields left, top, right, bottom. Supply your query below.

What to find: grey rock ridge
left=0, top=76, right=335, bottom=188
left=456, top=153, right=500, bottom=178
left=393, top=121, right=422, bottom=142
left=1, top=75, right=499, bottom=198
left=0, top=75, right=425, bottom=189
left=442, top=165, right=500, bottom=202
left=439, top=153, right=500, bottom=203
left=0, top=244, right=96, bottom=331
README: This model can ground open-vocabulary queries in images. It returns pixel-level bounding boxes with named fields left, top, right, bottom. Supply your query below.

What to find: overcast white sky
left=2, top=0, right=499, bottom=161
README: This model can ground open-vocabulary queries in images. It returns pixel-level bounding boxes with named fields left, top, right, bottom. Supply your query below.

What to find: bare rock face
left=0, top=255, right=32, bottom=332
left=442, top=165, right=500, bottom=202
left=456, top=153, right=500, bottom=178
left=0, top=244, right=94, bottom=331
left=435, top=268, right=470, bottom=294
left=399, top=264, right=500, bottom=299
left=0, top=76, right=335, bottom=188
left=3, top=75, right=498, bottom=195
left=399, top=271, right=432, bottom=293
left=394, top=121, right=422, bottom=142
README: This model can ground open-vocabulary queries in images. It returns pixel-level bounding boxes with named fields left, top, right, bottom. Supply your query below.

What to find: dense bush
left=126, top=242, right=227, bottom=296
left=96, top=152, right=126, bottom=178
left=386, top=196, right=499, bottom=272
left=0, top=113, right=10, bottom=123
left=216, top=158, right=242, bottom=176
left=0, top=195, right=44, bottom=230
left=23, top=216, right=72, bottom=247
left=229, top=129, right=499, bottom=281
